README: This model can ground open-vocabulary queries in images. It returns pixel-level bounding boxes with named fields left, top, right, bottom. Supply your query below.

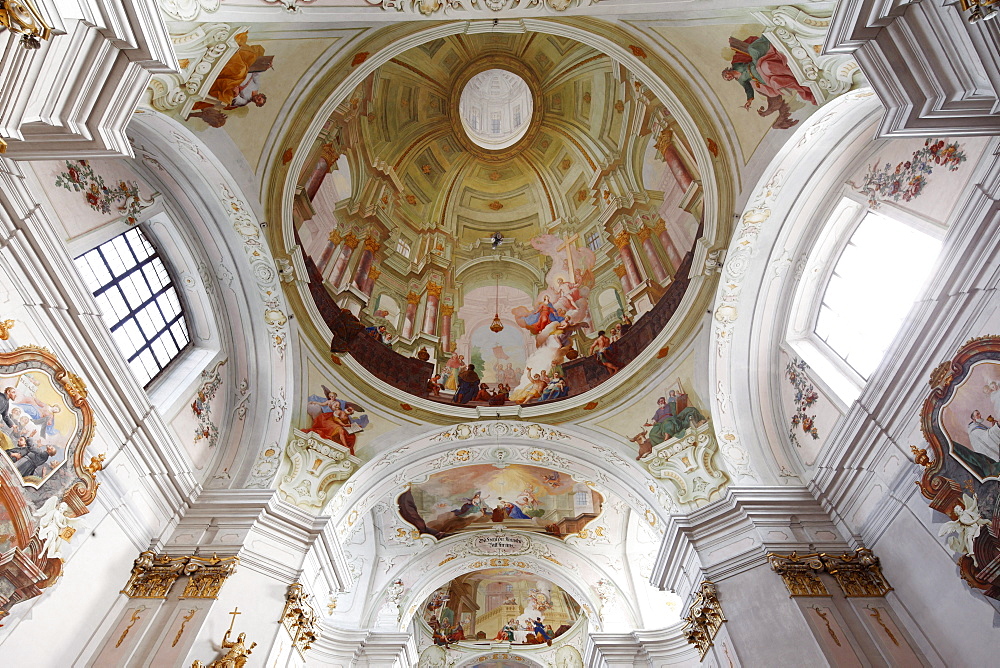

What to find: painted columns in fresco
left=422, top=282, right=441, bottom=336
left=328, top=233, right=359, bottom=287
left=440, top=303, right=454, bottom=352
left=637, top=227, right=668, bottom=282
left=318, top=229, right=341, bottom=274
left=363, top=268, right=380, bottom=296
left=614, top=231, right=643, bottom=289
left=613, top=265, right=631, bottom=293
left=402, top=291, right=420, bottom=339
left=352, top=237, right=380, bottom=291
left=655, top=127, right=694, bottom=191
left=305, top=143, right=341, bottom=200
left=653, top=216, right=681, bottom=270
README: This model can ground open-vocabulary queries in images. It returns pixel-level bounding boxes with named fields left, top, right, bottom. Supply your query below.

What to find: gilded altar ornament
left=281, top=582, right=319, bottom=654
left=0, top=0, right=52, bottom=49
left=191, top=608, right=257, bottom=668
left=121, top=551, right=238, bottom=599
left=0, top=318, right=14, bottom=339
left=681, top=580, right=726, bottom=660
left=821, top=549, right=893, bottom=598
left=767, top=551, right=829, bottom=597
left=958, top=0, right=999, bottom=22
left=181, top=554, right=240, bottom=599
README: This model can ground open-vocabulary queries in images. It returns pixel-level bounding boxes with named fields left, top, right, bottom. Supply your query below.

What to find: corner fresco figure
left=631, top=380, right=708, bottom=459
left=918, top=336, right=1000, bottom=603
left=302, top=385, right=369, bottom=455
left=723, top=35, right=816, bottom=129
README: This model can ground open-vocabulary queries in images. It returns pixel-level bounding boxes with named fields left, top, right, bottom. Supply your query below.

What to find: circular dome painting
left=459, top=69, right=533, bottom=150
left=421, top=570, right=580, bottom=645
left=294, top=32, right=703, bottom=411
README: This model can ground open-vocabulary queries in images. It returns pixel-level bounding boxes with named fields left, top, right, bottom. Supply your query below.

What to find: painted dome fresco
left=289, top=31, right=708, bottom=413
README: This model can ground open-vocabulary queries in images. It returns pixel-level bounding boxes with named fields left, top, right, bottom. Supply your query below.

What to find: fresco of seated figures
left=420, top=569, right=580, bottom=646
left=293, top=31, right=704, bottom=409
left=919, top=336, right=1000, bottom=603
left=397, top=464, right=602, bottom=540
left=0, top=346, right=98, bottom=619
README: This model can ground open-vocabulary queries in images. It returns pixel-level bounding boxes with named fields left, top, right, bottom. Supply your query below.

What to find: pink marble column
left=422, top=282, right=441, bottom=335
left=402, top=292, right=420, bottom=339
left=352, top=237, right=380, bottom=290
left=615, top=232, right=643, bottom=288
left=440, top=304, right=454, bottom=352
left=653, top=217, right=682, bottom=269
left=317, top=230, right=341, bottom=274
left=328, top=233, right=358, bottom=287
left=305, top=159, right=329, bottom=200
left=362, top=268, right=380, bottom=296
left=656, top=128, right=694, bottom=191
left=638, top=228, right=668, bottom=282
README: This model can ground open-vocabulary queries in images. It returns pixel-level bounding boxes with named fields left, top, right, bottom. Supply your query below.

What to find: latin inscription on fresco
left=471, top=533, right=529, bottom=555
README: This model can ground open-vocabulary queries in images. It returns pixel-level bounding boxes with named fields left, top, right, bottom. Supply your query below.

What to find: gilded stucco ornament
left=281, top=583, right=320, bottom=654
left=121, top=552, right=239, bottom=599
left=767, top=548, right=892, bottom=598
left=681, top=581, right=726, bottom=659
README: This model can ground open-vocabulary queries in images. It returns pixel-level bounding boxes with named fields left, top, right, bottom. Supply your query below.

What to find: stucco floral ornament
left=939, top=494, right=991, bottom=566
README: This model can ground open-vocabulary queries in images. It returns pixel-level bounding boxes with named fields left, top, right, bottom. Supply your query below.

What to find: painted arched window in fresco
left=596, top=287, right=623, bottom=330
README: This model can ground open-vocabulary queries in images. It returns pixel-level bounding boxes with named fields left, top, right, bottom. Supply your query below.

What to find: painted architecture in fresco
left=397, top=464, right=602, bottom=539
left=421, top=570, right=580, bottom=645
left=293, top=32, right=704, bottom=408
left=919, top=336, right=1000, bottom=601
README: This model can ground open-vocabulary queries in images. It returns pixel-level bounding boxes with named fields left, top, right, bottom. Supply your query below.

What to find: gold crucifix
left=227, top=607, right=242, bottom=633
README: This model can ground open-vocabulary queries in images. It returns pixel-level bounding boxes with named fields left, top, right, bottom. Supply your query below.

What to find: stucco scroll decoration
left=217, top=184, right=290, bottom=356
left=366, top=0, right=598, bottom=15
left=642, top=421, right=730, bottom=507
left=156, top=0, right=220, bottom=21
left=430, top=421, right=570, bottom=442
left=279, top=430, right=361, bottom=510
left=148, top=24, right=249, bottom=117
left=710, top=168, right=785, bottom=484
left=752, top=6, right=862, bottom=105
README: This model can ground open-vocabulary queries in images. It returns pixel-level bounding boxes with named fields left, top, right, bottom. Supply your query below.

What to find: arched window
left=74, top=226, right=191, bottom=387
left=788, top=197, right=943, bottom=403
left=813, top=209, right=941, bottom=379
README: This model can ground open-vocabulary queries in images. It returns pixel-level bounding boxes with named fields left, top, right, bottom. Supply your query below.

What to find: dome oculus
left=459, top=69, right=533, bottom=150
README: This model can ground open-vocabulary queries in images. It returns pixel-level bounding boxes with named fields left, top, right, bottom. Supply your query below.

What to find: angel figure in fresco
left=938, top=493, right=991, bottom=567
left=723, top=35, right=816, bottom=130
left=303, top=386, right=369, bottom=454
